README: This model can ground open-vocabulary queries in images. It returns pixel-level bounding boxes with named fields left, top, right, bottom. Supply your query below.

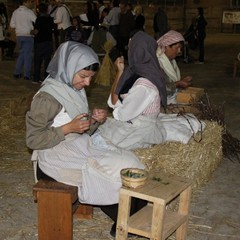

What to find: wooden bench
left=33, top=179, right=93, bottom=240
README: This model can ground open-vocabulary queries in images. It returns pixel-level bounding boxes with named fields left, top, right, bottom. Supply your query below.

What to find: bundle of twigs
left=196, top=93, right=240, bottom=162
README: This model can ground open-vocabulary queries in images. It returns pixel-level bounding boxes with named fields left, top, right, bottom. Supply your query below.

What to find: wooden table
left=116, top=173, right=192, bottom=240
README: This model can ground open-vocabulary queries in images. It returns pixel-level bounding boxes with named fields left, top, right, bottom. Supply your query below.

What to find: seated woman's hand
left=62, top=113, right=90, bottom=135
left=176, top=76, right=192, bottom=88
left=114, top=56, right=125, bottom=73
left=91, top=108, right=107, bottom=124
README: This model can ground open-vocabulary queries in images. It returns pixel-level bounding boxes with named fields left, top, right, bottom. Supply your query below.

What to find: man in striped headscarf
left=156, top=30, right=192, bottom=105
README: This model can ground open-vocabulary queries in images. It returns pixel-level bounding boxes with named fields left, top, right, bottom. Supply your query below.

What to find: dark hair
left=83, top=63, right=99, bottom=71
left=38, top=3, right=48, bottom=14
left=72, top=15, right=82, bottom=28
left=109, top=47, right=123, bottom=63
left=112, top=0, right=120, bottom=7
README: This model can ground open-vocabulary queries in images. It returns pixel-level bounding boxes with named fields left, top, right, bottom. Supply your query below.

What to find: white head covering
left=47, top=41, right=99, bottom=86
left=40, top=41, right=100, bottom=119
left=157, top=30, right=184, bottom=54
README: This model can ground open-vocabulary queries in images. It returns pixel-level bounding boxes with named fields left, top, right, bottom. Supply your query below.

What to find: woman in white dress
left=26, top=41, right=144, bottom=223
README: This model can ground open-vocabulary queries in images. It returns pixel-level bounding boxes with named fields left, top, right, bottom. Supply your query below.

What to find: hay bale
left=133, top=120, right=223, bottom=193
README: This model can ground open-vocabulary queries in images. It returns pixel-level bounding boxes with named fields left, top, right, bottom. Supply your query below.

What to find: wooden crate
left=176, top=87, right=205, bottom=103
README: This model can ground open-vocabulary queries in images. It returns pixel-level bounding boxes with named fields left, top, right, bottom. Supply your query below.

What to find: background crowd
left=0, top=0, right=208, bottom=84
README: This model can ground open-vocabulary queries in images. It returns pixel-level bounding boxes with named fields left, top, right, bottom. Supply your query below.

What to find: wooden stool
left=233, top=59, right=240, bottom=79
left=116, top=173, right=192, bottom=240
left=33, top=179, right=93, bottom=240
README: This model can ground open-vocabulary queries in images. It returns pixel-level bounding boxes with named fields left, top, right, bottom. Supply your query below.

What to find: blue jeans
left=15, top=36, right=34, bottom=78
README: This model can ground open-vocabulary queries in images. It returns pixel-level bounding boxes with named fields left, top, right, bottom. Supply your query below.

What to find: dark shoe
left=24, top=76, right=31, bottom=81
left=13, top=74, right=22, bottom=79
left=110, top=222, right=135, bottom=238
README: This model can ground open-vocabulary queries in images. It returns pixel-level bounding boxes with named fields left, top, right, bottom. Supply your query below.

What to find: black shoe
left=13, top=74, right=22, bottom=79
left=24, top=76, right=31, bottom=81
left=110, top=222, right=135, bottom=238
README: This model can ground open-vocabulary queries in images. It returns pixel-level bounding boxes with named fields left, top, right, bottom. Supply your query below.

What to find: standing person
left=0, top=10, right=16, bottom=59
left=54, top=0, right=72, bottom=44
left=195, top=7, right=207, bottom=64
left=79, top=0, right=99, bottom=39
left=133, top=4, right=145, bottom=31
left=0, top=3, right=8, bottom=29
left=97, top=0, right=105, bottom=20
left=149, top=1, right=168, bottom=40
left=10, top=0, right=36, bottom=80
left=32, top=2, right=54, bottom=84
left=48, top=0, right=59, bottom=50
left=118, top=0, right=135, bottom=60
left=104, top=0, right=120, bottom=42
left=26, top=41, right=145, bottom=235
left=156, top=30, right=192, bottom=105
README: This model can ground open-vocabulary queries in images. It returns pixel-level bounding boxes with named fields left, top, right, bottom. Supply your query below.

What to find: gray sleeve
left=26, top=92, right=65, bottom=150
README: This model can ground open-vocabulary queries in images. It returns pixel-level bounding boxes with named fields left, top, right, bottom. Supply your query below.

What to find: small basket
left=120, top=168, right=148, bottom=188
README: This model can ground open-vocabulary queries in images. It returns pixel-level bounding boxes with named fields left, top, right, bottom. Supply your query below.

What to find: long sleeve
left=108, top=82, right=158, bottom=121
left=26, top=92, right=65, bottom=150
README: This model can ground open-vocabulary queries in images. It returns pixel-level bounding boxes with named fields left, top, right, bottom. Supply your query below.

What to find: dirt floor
left=0, top=33, right=240, bottom=240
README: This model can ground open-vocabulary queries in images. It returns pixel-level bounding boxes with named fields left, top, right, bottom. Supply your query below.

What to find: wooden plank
left=176, top=186, right=192, bottom=240
left=121, top=175, right=191, bottom=204
left=37, top=191, right=73, bottom=240
left=33, top=179, right=78, bottom=203
left=128, top=205, right=188, bottom=239
left=116, top=193, right=131, bottom=239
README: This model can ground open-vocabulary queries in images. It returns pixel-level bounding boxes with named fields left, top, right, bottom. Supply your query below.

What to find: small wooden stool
left=233, top=59, right=240, bottom=79
left=116, top=173, right=192, bottom=240
left=33, top=179, right=93, bottom=240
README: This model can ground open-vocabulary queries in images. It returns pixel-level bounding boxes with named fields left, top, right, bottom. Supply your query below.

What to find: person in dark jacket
left=33, top=3, right=54, bottom=83
left=118, top=0, right=135, bottom=60
left=149, top=1, right=168, bottom=40
left=133, top=4, right=145, bottom=31
left=195, top=7, right=207, bottom=63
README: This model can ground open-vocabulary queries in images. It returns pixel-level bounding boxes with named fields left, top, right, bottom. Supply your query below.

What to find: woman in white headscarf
left=26, top=41, right=144, bottom=208
left=156, top=30, right=192, bottom=105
